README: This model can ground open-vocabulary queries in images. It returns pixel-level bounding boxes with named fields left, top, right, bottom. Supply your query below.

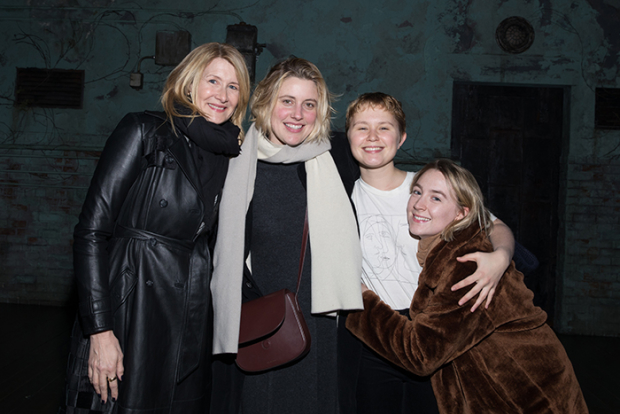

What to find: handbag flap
left=238, top=289, right=289, bottom=345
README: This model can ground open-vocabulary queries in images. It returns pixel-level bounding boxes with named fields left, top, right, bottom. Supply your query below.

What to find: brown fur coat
left=346, top=225, right=588, bottom=413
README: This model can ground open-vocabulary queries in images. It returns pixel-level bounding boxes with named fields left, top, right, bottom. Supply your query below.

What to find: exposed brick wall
left=0, top=149, right=97, bottom=306
left=559, top=158, right=620, bottom=335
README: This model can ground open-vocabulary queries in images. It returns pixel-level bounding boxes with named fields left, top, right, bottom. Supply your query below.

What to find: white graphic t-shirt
left=352, top=172, right=420, bottom=310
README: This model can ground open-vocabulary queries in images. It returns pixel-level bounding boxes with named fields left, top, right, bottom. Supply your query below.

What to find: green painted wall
left=1, top=0, right=618, bottom=335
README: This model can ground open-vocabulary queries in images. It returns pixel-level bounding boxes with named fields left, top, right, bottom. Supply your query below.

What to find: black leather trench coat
left=66, top=111, right=222, bottom=414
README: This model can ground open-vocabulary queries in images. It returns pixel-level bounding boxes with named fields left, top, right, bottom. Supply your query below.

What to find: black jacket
left=71, top=111, right=224, bottom=413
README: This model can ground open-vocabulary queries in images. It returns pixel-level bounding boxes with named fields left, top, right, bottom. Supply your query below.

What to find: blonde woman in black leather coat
left=63, top=42, right=250, bottom=414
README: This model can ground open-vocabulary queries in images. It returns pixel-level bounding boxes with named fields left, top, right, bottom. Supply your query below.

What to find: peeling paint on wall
left=0, top=0, right=619, bottom=334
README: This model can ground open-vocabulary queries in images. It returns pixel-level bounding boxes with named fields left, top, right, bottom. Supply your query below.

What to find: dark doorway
left=451, top=83, right=566, bottom=323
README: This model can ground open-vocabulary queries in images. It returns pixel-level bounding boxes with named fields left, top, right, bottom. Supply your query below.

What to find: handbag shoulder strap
left=295, top=209, right=309, bottom=298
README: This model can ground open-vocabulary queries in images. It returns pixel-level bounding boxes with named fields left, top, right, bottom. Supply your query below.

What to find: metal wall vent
left=595, top=88, right=620, bottom=130
left=496, top=17, right=535, bottom=54
left=15, top=68, right=84, bottom=109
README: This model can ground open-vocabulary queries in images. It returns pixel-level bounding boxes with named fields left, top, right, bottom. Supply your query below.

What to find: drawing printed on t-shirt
left=360, top=215, right=413, bottom=281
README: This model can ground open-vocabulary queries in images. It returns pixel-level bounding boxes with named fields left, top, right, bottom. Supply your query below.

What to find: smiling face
left=269, top=77, right=319, bottom=147
left=347, top=106, right=406, bottom=172
left=407, top=169, right=468, bottom=239
left=194, top=57, right=240, bottom=124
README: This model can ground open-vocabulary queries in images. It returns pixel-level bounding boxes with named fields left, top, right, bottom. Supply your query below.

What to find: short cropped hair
left=160, top=42, right=250, bottom=141
left=250, top=57, right=334, bottom=144
left=410, top=159, right=493, bottom=241
left=345, top=92, right=406, bottom=136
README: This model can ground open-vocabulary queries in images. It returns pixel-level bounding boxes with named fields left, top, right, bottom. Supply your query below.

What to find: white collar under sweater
left=211, top=124, right=363, bottom=354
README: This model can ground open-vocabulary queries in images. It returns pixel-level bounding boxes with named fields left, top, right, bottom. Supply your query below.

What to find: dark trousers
left=355, top=311, right=439, bottom=414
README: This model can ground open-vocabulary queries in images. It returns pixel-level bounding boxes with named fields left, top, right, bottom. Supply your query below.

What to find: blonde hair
left=250, top=57, right=334, bottom=144
left=345, top=92, right=406, bottom=136
left=160, top=42, right=250, bottom=141
left=410, top=159, right=493, bottom=241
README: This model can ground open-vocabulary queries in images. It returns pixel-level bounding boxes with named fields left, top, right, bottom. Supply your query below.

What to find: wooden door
left=451, top=83, right=565, bottom=322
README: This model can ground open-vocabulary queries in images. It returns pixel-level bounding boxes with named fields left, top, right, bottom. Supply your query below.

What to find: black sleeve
left=329, top=130, right=360, bottom=197
left=73, top=113, right=145, bottom=336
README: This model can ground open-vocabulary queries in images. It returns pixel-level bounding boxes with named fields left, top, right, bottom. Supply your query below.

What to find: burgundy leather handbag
left=236, top=211, right=311, bottom=372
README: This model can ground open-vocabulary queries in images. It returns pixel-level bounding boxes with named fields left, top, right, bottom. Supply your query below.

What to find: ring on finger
left=107, top=376, right=117, bottom=382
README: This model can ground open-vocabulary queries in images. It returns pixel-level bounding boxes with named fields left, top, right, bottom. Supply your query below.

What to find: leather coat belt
left=113, top=224, right=196, bottom=251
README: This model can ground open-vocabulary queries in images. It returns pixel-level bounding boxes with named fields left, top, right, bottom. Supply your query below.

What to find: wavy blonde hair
left=250, top=57, right=334, bottom=144
left=410, top=159, right=493, bottom=241
left=161, top=42, right=250, bottom=141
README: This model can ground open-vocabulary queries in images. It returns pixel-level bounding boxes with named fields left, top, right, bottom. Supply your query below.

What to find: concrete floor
left=1, top=303, right=619, bottom=413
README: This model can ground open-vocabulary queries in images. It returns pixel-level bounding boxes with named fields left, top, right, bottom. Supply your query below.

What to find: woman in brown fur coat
left=346, top=159, right=588, bottom=413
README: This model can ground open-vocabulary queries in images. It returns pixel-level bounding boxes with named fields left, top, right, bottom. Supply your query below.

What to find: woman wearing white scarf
left=211, top=58, right=363, bottom=414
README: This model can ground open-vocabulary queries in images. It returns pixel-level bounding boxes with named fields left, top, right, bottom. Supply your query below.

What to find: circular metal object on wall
left=496, top=17, right=535, bottom=54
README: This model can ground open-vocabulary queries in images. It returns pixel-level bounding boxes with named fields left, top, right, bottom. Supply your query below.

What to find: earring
left=187, top=92, right=193, bottom=103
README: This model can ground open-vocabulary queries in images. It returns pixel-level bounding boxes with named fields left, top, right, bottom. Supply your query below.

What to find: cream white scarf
left=211, top=124, right=363, bottom=354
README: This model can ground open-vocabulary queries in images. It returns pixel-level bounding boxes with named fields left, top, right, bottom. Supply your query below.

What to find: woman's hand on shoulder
left=88, top=330, right=124, bottom=403
left=451, top=218, right=514, bottom=312
left=451, top=248, right=511, bottom=312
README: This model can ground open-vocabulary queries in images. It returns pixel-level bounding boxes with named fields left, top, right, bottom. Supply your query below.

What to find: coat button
left=146, top=280, right=154, bottom=287
left=165, top=155, right=174, bottom=164
left=149, top=238, right=157, bottom=246
left=245, top=281, right=253, bottom=288
left=159, top=199, right=168, bottom=208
